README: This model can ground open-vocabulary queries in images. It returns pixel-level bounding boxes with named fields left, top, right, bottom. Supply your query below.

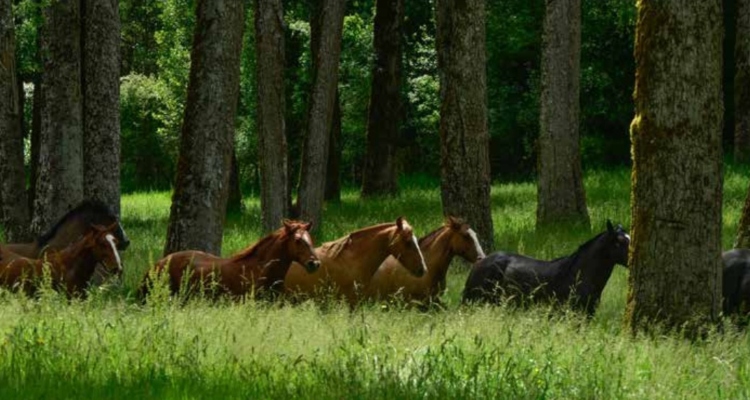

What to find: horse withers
left=284, top=217, right=429, bottom=307
left=0, top=223, right=123, bottom=297
left=462, top=220, right=629, bottom=316
left=365, top=216, right=485, bottom=307
left=139, top=220, right=319, bottom=301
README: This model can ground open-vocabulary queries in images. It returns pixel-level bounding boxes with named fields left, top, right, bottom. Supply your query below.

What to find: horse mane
left=419, top=225, right=449, bottom=248
left=553, top=231, right=608, bottom=274
left=322, top=223, right=396, bottom=259
left=37, top=200, right=116, bottom=246
left=230, top=229, right=287, bottom=262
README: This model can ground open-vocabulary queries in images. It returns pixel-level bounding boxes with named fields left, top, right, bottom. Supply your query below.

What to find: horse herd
left=0, top=200, right=749, bottom=319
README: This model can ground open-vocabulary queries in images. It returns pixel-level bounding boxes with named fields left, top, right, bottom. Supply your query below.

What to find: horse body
left=721, top=249, right=750, bottom=316
left=0, top=224, right=123, bottom=296
left=284, top=217, right=428, bottom=306
left=141, top=221, right=319, bottom=299
left=462, top=221, right=629, bottom=316
left=365, top=217, right=485, bottom=305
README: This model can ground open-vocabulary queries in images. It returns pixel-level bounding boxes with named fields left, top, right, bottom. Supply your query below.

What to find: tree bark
left=626, top=1, right=723, bottom=333
left=31, top=0, right=84, bottom=236
left=361, top=0, right=403, bottom=197
left=296, top=0, right=345, bottom=230
left=536, top=0, right=589, bottom=229
left=0, top=0, right=31, bottom=242
left=736, top=0, right=750, bottom=163
left=82, top=0, right=121, bottom=217
left=255, top=0, right=289, bottom=233
left=325, top=90, right=342, bottom=202
left=28, top=77, right=41, bottom=216
left=164, top=0, right=245, bottom=256
left=435, top=0, right=494, bottom=252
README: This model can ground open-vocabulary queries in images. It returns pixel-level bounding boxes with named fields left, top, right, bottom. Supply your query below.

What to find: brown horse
left=364, top=217, right=485, bottom=307
left=1, top=200, right=130, bottom=286
left=139, top=220, right=320, bottom=300
left=284, top=217, right=428, bottom=306
left=0, top=224, right=123, bottom=297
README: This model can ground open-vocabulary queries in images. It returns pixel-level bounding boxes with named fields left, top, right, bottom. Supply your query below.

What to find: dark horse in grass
left=462, top=221, right=630, bottom=316
left=0, top=200, right=130, bottom=286
left=721, top=249, right=750, bottom=319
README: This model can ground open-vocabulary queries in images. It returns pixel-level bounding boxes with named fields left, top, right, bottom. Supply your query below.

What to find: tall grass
left=1, top=166, right=750, bottom=399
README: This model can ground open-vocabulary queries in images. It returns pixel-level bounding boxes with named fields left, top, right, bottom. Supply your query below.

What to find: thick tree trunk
left=626, top=1, right=723, bottom=332
left=296, top=0, right=345, bottom=229
left=0, top=0, right=31, bottom=242
left=536, top=0, right=589, bottom=229
left=325, top=90, right=342, bottom=202
left=736, top=0, right=750, bottom=163
left=31, top=0, right=84, bottom=235
left=361, top=0, right=403, bottom=197
left=82, top=0, right=121, bottom=216
left=164, top=0, right=245, bottom=256
left=255, top=0, right=289, bottom=232
left=435, top=0, right=494, bottom=252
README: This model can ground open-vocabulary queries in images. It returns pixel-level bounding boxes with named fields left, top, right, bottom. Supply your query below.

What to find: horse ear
left=446, top=216, right=460, bottom=229
left=282, top=219, right=294, bottom=231
left=606, top=220, right=614, bottom=234
left=396, top=216, right=404, bottom=231
left=90, top=223, right=106, bottom=232
left=303, top=221, right=313, bottom=231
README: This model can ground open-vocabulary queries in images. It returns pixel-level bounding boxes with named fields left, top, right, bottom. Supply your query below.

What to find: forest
left=0, top=0, right=750, bottom=398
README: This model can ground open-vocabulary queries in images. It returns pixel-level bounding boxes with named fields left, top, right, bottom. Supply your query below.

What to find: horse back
left=722, top=249, right=750, bottom=315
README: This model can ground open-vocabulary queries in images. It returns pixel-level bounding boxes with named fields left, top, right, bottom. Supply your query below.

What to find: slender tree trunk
left=361, top=0, right=403, bottom=197
left=435, top=0, right=494, bottom=252
left=31, top=0, right=84, bottom=235
left=164, top=0, right=245, bottom=256
left=325, top=90, right=342, bottom=202
left=226, top=149, right=243, bottom=213
left=536, top=0, right=589, bottom=229
left=626, top=1, right=723, bottom=333
left=28, top=77, right=41, bottom=216
left=0, top=0, right=31, bottom=242
left=255, top=0, right=289, bottom=232
left=82, top=0, right=121, bottom=216
left=736, top=0, right=750, bottom=163
left=296, top=0, right=345, bottom=229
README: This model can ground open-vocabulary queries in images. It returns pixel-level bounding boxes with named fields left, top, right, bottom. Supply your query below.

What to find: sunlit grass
left=1, top=165, right=750, bottom=399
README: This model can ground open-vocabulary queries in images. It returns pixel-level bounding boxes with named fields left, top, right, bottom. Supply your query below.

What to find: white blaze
left=467, top=228, right=486, bottom=259
left=105, top=234, right=123, bottom=271
left=412, top=234, right=427, bottom=273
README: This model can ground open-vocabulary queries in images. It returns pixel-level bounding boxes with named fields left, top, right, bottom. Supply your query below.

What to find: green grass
left=2, top=166, right=750, bottom=399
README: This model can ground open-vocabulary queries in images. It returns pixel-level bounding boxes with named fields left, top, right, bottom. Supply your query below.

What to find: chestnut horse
left=365, top=217, right=485, bottom=307
left=0, top=224, right=123, bottom=297
left=1, top=200, right=130, bottom=286
left=139, top=220, right=320, bottom=300
left=284, top=217, right=428, bottom=306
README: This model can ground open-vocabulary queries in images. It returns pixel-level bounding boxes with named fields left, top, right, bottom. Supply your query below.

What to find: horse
left=0, top=223, right=123, bottom=297
left=462, top=220, right=629, bottom=316
left=138, top=220, right=320, bottom=300
left=364, top=216, right=485, bottom=307
left=721, top=249, right=750, bottom=319
left=284, top=217, right=429, bottom=307
left=1, top=200, right=130, bottom=286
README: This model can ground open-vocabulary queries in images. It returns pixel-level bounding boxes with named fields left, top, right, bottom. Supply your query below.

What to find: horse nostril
left=120, top=240, right=131, bottom=250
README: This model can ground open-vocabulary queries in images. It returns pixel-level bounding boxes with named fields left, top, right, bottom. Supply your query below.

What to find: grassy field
left=1, top=166, right=750, bottom=399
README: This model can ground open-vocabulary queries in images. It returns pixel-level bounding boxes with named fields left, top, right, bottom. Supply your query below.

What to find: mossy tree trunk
left=255, top=0, right=289, bottom=232
left=164, top=0, right=245, bottom=255
left=735, top=0, right=750, bottom=163
left=361, top=0, right=403, bottom=197
left=435, top=0, right=495, bottom=252
left=536, top=0, right=589, bottom=230
left=626, top=1, right=723, bottom=332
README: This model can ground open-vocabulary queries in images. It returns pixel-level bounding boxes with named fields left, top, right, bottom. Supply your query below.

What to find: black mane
left=37, top=200, right=117, bottom=246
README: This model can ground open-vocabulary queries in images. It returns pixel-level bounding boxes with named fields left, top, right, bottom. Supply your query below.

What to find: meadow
left=1, top=166, right=750, bottom=399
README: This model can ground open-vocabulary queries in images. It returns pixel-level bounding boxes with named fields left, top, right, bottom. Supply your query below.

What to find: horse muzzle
left=305, top=259, right=321, bottom=273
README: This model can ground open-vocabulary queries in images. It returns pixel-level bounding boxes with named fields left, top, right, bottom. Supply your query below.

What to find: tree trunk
left=736, top=0, right=750, bottom=163
left=164, top=0, right=245, bottom=256
left=82, top=0, right=121, bottom=216
left=435, top=0, right=494, bottom=252
left=325, top=90, right=342, bottom=202
left=255, top=0, right=289, bottom=232
left=626, top=1, right=723, bottom=333
left=361, top=0, right=403, bottom=197
left=28, top=77, right=41, bottom=216
left=226, top=149, right=243, bottom=213
left=296, top=0, right=345, bottom=229
left=0, top=0, right=31, bottom=242
left=31, top=0, right=84, bottom=235
left=536, top=0, right=589, bottom=229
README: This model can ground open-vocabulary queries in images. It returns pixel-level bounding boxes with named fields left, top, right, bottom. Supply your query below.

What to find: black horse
left=721, top=249, right=750, bottom=318
left=462, top=221, right=630, bottom=316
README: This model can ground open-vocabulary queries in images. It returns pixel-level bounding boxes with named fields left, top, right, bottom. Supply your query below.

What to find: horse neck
left=558, top=235, right=616, bottom=294
left=48, top=241, right=99, bottom=285
left=337, top=226, right=396, bottom=279
left=231, top=234, right=291, bottom=287
left=420, top=229, right=455, bottom=285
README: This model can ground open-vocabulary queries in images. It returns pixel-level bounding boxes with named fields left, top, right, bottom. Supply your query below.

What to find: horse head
left=39, top=200, right=130, bottom=251
left=388, top=217, right=428, bottom=278
left=281, top=219, right=320, bottom=273
left=606, top=220, right=630, bottom=267
left=446, top=216, right=486, bottom=263
left=88, top=223, right=124, bottom=276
